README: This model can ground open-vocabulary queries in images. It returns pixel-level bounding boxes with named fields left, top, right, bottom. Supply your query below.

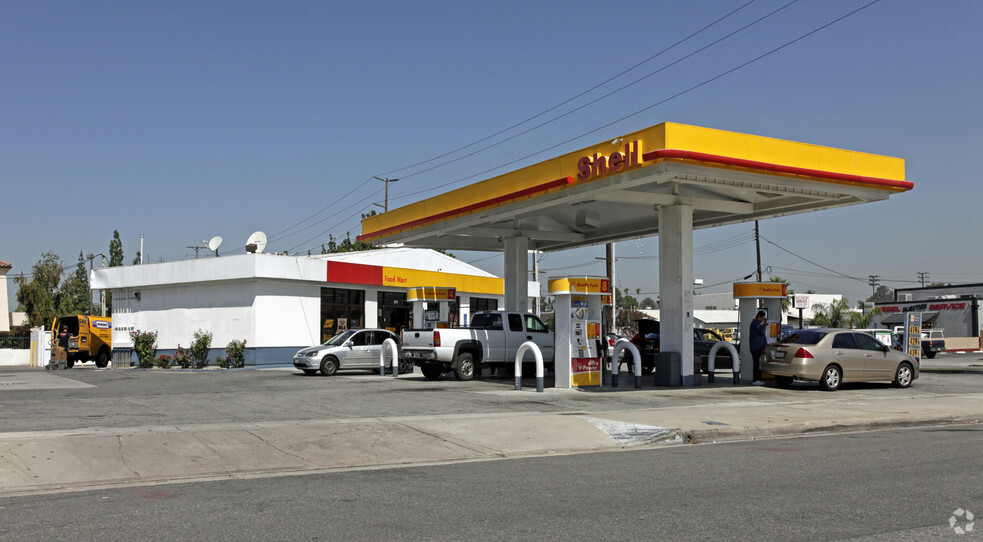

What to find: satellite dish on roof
left=207, top=236, right=223, bottom=256
left=245, top=231, right=267, bottom=254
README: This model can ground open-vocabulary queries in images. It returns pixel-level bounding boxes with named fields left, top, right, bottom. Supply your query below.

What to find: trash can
left=655, top=351, right=681, bottom=387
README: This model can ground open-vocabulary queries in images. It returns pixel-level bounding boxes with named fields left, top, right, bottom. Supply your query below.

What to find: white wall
left=0, top=349, right=29, bottom=366
left=113, top=281, right=259, bottom=350
left=254, top=280, right=321, bottom=348
left=0, top=266, right=9, bottom=332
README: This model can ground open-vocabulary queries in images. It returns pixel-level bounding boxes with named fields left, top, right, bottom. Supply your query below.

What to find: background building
left=872, top=283, right=983, bottom=350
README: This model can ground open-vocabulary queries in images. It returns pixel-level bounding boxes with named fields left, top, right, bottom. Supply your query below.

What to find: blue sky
left=3, top=0, right=982, bottom=310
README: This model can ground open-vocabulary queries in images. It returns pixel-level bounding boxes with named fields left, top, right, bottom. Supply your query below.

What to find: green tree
left=106, top=230, right=124, bottom=314
left=811, top=298, right=850, bottom=328
left=109, top=230, right=124, bottom=267
left=867, top=285, right=894, bottom=303
left=321, top=232, right=376, bottom=254
left=58, top=251, right=93, bottom=315
left=640, top=297, right=657, bottom=309
left=615, top=308, right=649, bottom=335
left=14, top=252, right=65, bottom=328
left=616, top=288, right=638, bottom=309
left=849, top=307, right=882, bottom=329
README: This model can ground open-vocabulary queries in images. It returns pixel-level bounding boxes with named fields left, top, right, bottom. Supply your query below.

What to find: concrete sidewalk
left=1, top=384, right=981, bottom=497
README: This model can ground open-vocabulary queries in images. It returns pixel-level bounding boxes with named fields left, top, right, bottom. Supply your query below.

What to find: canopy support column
left=658, top=205, right=696, bottom=386
left=504, top=236, right=529, bottom=313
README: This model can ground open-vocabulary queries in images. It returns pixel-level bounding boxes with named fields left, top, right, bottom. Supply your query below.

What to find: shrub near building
left=188, top=330, right=212, bottom=369
left=217, top=339, right=246, bottom=369
left=130, top=330, right=158, bottom=369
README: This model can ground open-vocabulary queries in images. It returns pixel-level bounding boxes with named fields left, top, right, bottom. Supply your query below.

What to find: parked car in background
left=696, top=328, right=734, bottom=373
left=620, top=321, right=734, bottom=374
left=921, top=329, right=946, bottom=358
left=604, top=332, right=627, bottom=369
left=890, top=328, right=946, bottom=358
left=627, top=319, right=660, bottom=374
left=293, top=329, right=406, bottom=376
left=761, top=328, right=918, bottom=391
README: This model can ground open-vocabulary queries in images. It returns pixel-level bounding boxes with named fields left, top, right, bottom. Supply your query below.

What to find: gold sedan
left=762, top=329, right=918, bottom=391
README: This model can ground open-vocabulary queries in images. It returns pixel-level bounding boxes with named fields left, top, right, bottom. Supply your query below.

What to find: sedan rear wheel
left=892, top=362, right=914, bottom=388
left=819, top=364, right=841, bottom=391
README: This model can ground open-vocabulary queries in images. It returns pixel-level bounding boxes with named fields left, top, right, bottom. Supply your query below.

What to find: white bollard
left=707, top=341, right=740, bottom=384
left=611, top=339, right=642, bottom=388
left=381, top=338, right=400, bottom=378
left=514, top=341, right=544, bottom=392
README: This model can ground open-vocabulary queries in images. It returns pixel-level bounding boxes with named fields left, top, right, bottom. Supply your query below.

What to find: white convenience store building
left=90, top=248, right=507, bottom=366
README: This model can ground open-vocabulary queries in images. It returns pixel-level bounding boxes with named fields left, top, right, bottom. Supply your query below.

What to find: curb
left=682, top=414, right=982, bottom=444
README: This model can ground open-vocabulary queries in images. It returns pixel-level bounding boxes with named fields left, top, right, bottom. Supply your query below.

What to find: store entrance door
left=378, top=292, right=410, bottom=334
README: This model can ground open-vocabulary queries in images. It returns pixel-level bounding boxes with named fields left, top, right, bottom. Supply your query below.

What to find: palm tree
left=812, top=299, right=850, bottom=328
left=849, top=308, right=882, bottom=329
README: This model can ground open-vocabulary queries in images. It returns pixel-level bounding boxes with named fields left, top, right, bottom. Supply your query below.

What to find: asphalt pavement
left=0, top=354, right=981, bottom=497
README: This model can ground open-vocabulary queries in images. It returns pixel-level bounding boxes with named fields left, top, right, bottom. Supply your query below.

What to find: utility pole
left=868, top=275, right=880, bottom=297
left=372, top=176, right=399, bottom=212
left=917, top=271, right=929, bottom=287
left=754, top=220, right=762, bottom=281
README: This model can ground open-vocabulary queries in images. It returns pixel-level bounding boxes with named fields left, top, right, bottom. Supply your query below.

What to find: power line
left=261, top=1, right=880, bottom=255
left=375, top=0, right=761, bottom=180
left=394, top=1, right=880, bottom=203
left=760, top=235, right=867, bottom=283
left=267, top=2, right=804, bottom=244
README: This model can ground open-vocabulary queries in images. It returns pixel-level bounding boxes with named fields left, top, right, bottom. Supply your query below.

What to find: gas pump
left=407, top=287, right=456, bottom=330
left=734, top=282, right=788, bottom=384
left=549, top=276, right=610, bottom=388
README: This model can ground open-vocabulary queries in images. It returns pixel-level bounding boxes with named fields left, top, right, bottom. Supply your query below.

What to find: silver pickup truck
left=401, top=311, right=555, bottom=381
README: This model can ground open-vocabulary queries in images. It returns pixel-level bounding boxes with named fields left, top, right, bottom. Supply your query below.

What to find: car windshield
left=323, top=330, right=357, bottom=346
left=779, top=330, right=826, bottom=345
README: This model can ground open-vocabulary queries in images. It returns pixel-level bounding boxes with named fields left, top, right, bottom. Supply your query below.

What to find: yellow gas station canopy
left=359, top=122, right=909, bottom=252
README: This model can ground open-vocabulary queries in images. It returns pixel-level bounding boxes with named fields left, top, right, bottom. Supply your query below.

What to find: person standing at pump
left=749, top=311, right=767, bottom=386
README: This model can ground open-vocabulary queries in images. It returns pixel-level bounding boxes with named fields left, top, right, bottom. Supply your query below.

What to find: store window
left=321, top=287, right=365, bottom=342
left=470, top=297, right=498, bottom=314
